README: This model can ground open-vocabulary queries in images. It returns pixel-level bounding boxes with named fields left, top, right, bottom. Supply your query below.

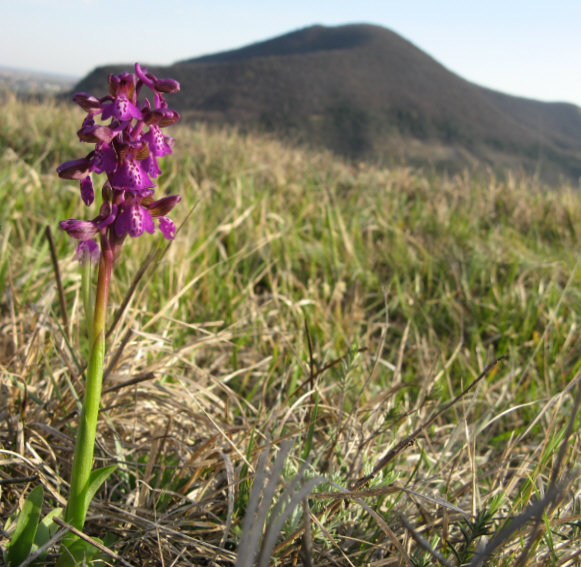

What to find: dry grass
left=0, top=94, right=580, bottom=566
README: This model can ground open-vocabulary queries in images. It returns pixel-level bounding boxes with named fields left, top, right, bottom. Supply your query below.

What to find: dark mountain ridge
left=183, top=24, right=379, bottom=63
left=72, top=24, right=581, bottom=183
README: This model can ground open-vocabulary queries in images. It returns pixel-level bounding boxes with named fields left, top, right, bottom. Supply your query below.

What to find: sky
left=1, top=0, right=580, bottom=106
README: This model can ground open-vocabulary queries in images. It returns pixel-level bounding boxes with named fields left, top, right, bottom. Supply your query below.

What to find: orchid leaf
left=33, top=507, right=63, bottom=561
left=55, top=537, right=104, bottom=567
left=4, top=485, right=44, bottom=566
left=81, top=465, right=117, bottom=521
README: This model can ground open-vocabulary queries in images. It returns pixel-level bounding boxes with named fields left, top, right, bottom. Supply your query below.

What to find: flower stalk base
left=65, top=243, right=112, bottom=530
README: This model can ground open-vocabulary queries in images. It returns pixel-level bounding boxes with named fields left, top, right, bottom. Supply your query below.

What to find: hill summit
left=73, top=24, right=581, bottom=182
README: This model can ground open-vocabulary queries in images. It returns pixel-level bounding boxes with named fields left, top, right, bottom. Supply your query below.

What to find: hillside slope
left=72, top=24, right=581, bottom=182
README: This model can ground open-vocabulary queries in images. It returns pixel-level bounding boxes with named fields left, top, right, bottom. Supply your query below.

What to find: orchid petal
left=80, top=176, right=94, bottom=206
left=144, top=125, right=173, bottom=157
left=110, top=158, right=154, bottom=191
left=57, top=157, right=91, bottom=180
left=154, top=78, right=180, bottom=94
left=78, top=124, right=116, bottom=144
left=74, top=240, right=100, bottom=264
left=143, top=155, right=161, bottom=178
left=60, top=218, right=99, bottom=240
left=72, top=93, right=102, bottom=113
left=101, top=95, right=142, bottom=121
left=142, top=108, right=180, bottom=127
left=108, top=72, right=136, bottom=98
left=158, top=217, right=176, bottom=240
left=134, top=63, right=155, bottom=89
left=115, top=203, right=154, bottom=238
left=145, top=194, right=181, bottom=217
left=92, top=144, right=118, bottom=174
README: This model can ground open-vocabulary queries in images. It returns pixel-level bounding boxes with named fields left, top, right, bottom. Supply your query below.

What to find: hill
left=72, top=24, right=581, bottom=182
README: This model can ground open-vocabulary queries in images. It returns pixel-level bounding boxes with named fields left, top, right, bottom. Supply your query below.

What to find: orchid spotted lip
left=58, top=63, right=181, bottom=259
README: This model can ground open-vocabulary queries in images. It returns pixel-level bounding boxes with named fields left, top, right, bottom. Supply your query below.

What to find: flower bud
left=73, top=93, right=102, bottom=113
left=142, top=108, right=180, bottom=127
left=154, top=78, right=180, bottom=93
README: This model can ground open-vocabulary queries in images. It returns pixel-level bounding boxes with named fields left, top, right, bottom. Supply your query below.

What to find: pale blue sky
left=1, top=0, right=580, bottom=106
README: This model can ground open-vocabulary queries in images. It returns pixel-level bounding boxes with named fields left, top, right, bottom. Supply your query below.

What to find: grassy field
left=1, top=93, right=580, bottom=566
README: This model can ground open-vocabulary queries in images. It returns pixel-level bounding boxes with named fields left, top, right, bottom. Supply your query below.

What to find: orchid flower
left=55, top=64, right=181, bottom=563
left=58, top=64, right=180, bottom=255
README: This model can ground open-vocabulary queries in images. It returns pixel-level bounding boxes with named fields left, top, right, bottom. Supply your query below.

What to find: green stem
left=65, top=240, right=113, bottom=530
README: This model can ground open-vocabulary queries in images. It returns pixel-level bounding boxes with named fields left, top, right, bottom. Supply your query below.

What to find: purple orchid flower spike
left=55, top=65, right=182, bottom=552
left=58, top=63, right=181, bottom=259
